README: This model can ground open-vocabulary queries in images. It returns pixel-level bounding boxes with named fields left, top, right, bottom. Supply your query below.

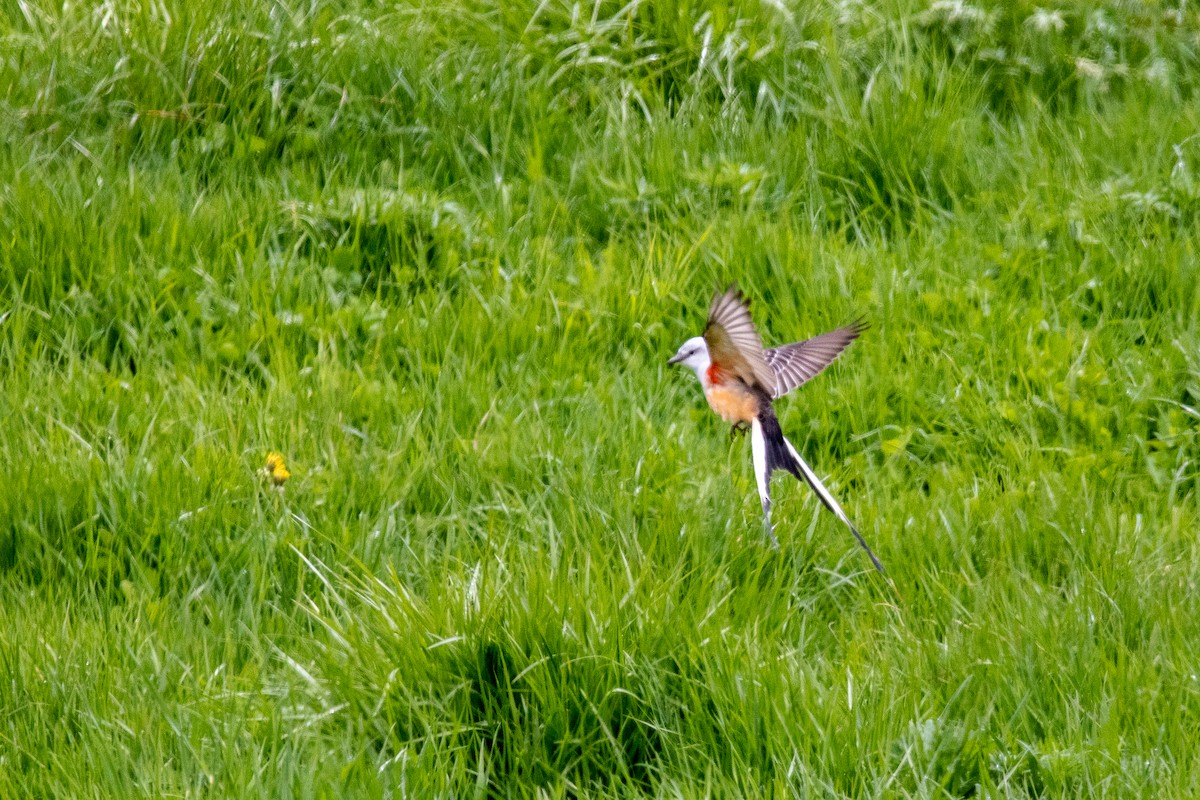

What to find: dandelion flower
left=263, top=451, right=291, bottom=487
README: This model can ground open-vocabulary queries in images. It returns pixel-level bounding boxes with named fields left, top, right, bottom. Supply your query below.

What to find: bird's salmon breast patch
left=704, top=384, right=759, bottom=424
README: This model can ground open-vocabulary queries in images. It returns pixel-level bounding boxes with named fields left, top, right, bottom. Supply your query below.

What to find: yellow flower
left=263, top=451, right=291, bottom=487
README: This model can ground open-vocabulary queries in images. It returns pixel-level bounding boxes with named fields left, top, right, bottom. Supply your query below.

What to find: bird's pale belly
left=704, top=383, right=760, bottom=424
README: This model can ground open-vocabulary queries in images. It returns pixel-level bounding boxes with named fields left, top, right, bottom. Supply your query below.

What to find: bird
left=668, top=285, right=883, bottom=573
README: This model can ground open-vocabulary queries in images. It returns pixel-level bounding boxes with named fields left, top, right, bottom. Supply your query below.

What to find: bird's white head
left=667, top=336, right=711, bottom=378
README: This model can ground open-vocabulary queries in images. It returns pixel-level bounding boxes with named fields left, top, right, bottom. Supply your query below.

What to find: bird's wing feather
left=703, top=286, right=776, bottom=390
left=764, top=319, right=867, bottom=398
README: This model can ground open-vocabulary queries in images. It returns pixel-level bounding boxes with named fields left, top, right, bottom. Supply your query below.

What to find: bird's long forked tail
left=750, top=416, right=885, bottom=574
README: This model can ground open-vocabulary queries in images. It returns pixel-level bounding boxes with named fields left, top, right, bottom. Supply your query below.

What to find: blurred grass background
left=1, top=0, right=1199, bottom=796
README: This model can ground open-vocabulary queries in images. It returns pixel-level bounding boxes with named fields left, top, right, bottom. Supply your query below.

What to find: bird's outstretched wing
left=764, top=319, right=867, bottom=399
left=703, top=285, right=776, bottom=391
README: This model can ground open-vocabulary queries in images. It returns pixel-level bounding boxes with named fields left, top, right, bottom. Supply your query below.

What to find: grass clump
left=1, top=0, right=1199, bottom=797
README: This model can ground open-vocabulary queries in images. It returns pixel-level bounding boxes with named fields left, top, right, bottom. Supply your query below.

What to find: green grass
left=2, top=0, right=1200, bottom=796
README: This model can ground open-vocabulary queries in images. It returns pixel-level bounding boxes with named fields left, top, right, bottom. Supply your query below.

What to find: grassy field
left=2, top=0, right=1200, bottom=796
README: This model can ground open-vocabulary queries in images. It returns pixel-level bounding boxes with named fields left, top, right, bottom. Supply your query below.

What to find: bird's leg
left=729, top=421, right=750, bottom=441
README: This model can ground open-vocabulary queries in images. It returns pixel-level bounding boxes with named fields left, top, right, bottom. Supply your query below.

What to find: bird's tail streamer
left=756, top=411, right=885, bottom=573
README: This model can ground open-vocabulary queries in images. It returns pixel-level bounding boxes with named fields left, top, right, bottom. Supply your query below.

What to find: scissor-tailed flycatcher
left=669, top=285, right=884, bottom=573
